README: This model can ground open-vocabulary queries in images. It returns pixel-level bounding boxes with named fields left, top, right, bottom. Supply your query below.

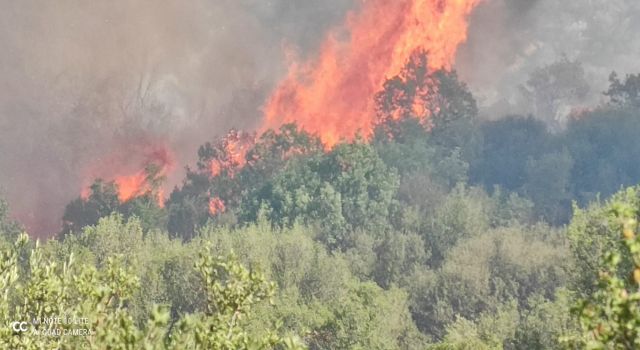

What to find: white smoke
left=457, top=0, right=640, bottom=120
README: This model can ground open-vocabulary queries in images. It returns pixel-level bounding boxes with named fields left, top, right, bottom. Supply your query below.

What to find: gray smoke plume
left=0, top=0, right=353, bottom=237
left=457, top=0, right=640, bottom=123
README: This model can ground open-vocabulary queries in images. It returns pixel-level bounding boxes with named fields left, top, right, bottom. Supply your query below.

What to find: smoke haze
left=457, top=0, right=640, bottom=117
left=0, top=0, right=353, bottom=236
left=2, top=0, right=640, bottom=236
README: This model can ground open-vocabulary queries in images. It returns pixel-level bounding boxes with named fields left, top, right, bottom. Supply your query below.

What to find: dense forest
left=3, top=52, right=640, bottom=349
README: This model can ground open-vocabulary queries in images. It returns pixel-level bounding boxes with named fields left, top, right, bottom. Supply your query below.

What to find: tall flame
left=263, top=0, right=482, bottom=146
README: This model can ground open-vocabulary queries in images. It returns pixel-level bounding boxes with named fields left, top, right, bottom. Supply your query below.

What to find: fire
left=208, top=130, right=255, bottom=178
left=81, top=144, right=175, bottom=206
left=114, top=148, right=173, bottom=205
left=209, top=197, right=226, bottom=216
left=115, top=170, right=156, bottom=203
left=263, top=0, right=482, bottom=146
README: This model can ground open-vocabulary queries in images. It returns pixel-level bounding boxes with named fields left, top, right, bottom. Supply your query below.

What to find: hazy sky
left=457, top=0, right=640, bottom=115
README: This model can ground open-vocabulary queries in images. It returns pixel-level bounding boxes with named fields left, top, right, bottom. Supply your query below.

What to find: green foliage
left=423, top=185, right=493, bottom=267
left=198, top=223, right=427, bottom=349
left=32, top=56, right=640, bottom=349
left=511, top=293, right=575, bottom=350
left=471, top=116, right=552, bottom=192
left=0, top=232, right=304, bottom=350
left=435, top=301, right=519, bottom=350
left=410, top=225, right=567, bottom=340
left=567, top=187, right=640, bottom=295
left=372, top=232, right=428, bottom=289
left=374, top=51, right=479, bottom=170
left=310, top=282, right=425, bottom=350
left=375, top=51, right=477, bottom=145
left=61, top=180, right=120, bottom=236
left=523, top=149, right=574, bottom=224
left=0, top=197, right=22, bottom=243
left=242, top=141, right=399, bottom=250
left=566, top=200, right=640, bottom=349
left=166, top=124, right=323, bottom=241
left=472, top=104, right=640, bottom=226
left=564, top=108, right=640, bottom=204
left=61, top=169, right=167, bottom=238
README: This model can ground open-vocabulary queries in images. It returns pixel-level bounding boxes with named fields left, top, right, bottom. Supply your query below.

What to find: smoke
left=5, top=0, right=640, bottom=236
left=0, top=0, right=353, bottom=237
left=457, top=0, right=640, bottom=119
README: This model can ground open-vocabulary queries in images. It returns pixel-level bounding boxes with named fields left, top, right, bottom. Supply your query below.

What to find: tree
left=62, top=163, right=168, bottom=238
left=374, top=51, right=479, bottom=159
left=372, top=232, right=428, bottom=289
left=564, top=109, right=640, bottom=204
left=197, top=223, right=428, bottom=349
left=242, top=141, right=398, bottom=250
left=605, top=72, right=640, bottom=109
left=166, top=124, right=323, bottom=241
left=423, top=185, right=492, bottom=267
left=567, top=187, right=640, bottom=295
left=375, top=51, right=477, bottom=140
left=410, top=225, right=567, bottom=340
left=61, top=179, right=120, bottom=236
left=523, top=149, right=574, bottom=224
left=521, top=58, right=590, bottom=131
left=0, top=234, right=305, bottom=349
left=566, top=198, right=640, bottom=349
left=471, top=116, right=552, bottom=192
left=0, top=196, right=22, bottom=243
left=166, top=171, right=212, bottom=240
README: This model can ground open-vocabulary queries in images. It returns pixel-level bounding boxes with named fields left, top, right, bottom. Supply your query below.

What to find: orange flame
left=263, top=0, right=482, bottom=146
left=114, top=171, right=158, bottom=204
left=81, top=144, right=175, bottom=206
left=209, top=130, right=255, bottom=178
left=114, top=148, right=173, bottom=205
left=209, top=197, right=226, bottom=216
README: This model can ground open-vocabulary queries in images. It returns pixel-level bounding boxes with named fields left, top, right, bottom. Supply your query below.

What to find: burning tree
left=262, top=0, right=482, bottom=146
left=166, top=124, right=323, bottom=240
left=374, top=51, right=478, bottom=143
left=62, top=163, right=169, bottom=237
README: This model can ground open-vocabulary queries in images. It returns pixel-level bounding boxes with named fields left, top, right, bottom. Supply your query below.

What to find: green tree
left=471, top=116, right=552, bottom=192
left=0, top=234, right=304, bottom=349
left=410, top=225, right=567, bottom=339
left=564, top=109, right=640, bottom=204
left=167, top=124, right=323, bottom=241
left=0, top=196, right=22, bottom=243
left=62, top=164, right=167, bottom=238
left=372, top=232, right=428, bottom=289
left=566, top=199, right=640, bottom=349
left=61, top=180, right=120, bottom=236
left=567, top=187, right=640, bottom=295
left=374, top=51, right=479, bottom=162
left=523, top=149, right=574, bottom=224
left=242, top=141, right=398, bottom=250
